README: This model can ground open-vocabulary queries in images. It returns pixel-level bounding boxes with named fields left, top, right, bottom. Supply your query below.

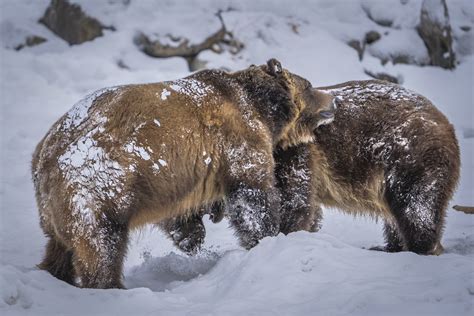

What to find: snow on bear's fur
left=31, top=59, right=336, bottom=289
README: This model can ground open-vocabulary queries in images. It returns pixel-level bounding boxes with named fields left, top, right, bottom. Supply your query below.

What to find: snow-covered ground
left=1, top=0, right=473, bottom=315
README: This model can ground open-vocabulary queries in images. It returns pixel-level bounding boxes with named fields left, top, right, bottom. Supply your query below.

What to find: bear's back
left=313, top=80, right=457, bottom=185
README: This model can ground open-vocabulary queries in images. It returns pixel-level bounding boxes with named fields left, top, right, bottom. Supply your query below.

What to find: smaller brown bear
left=276, top=80, right=460, bottom=255
left=32, top=59, right=335, bottom=288
left=165, top=80, right=460, bottom=256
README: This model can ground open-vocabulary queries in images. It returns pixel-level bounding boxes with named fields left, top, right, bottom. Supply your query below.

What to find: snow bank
left=0, top=0, right=473, bottom=315
left=1, top=233, right=473, bottom=315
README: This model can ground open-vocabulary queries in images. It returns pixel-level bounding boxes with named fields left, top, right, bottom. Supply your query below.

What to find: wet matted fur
left=276, top=80, right=460, bottom=255
left=32, top=59, right=330, bottom=288
left=166, top=80, right=460, bottom=256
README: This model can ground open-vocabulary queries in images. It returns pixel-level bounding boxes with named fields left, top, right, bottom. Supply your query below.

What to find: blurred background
left=0, top=0, right=473, bottom=315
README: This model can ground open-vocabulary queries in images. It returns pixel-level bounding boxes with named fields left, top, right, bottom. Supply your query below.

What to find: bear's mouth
left=315, top=97, right=336, bottom=128
left=316, top=115, right=335, bottom=128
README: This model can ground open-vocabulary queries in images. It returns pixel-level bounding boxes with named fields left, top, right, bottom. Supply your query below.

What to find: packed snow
left=169, top=78, right=214, bottom=106
left=125, top=140, right=152, bottom=161
left=0, top=0, right=473, bottom=315
left=62, top=87, right=119, bottom=130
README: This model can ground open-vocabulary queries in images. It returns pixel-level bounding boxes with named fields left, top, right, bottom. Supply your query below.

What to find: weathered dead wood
left=39, top=0, right=108, bottom=45
left=453, top=205, right=474, bottom=214
left=134, top=11, right=243, bottom=71
left=364, top=69, right=401, bottom=84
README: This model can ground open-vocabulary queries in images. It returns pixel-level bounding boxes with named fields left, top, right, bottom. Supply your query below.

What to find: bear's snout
left=319, top=97, right=336, bottom=118
left=310, top=89, right=337, bottom=128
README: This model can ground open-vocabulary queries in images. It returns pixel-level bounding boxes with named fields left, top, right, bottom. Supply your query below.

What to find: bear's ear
left=267, top=58, right=283, bottom=77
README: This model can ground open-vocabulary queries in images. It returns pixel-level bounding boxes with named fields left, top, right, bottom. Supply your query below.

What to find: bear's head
left=235, top=59, right=335, bottom=149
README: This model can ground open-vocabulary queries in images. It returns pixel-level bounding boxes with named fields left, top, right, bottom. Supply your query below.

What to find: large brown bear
left=166, top=80, right=460, bottom=256
left=32, top=59, right=336, bottom=289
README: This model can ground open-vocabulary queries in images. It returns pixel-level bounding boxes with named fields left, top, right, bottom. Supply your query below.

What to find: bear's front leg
left=208, top=201, right=226, bottom=224
left=274, top=145, right=323, bottom=235
left=159, top=213, right=206, bottom=255
left=227, top=183, right=281, bottom=249
left=159, top=202, right=225, bottom=254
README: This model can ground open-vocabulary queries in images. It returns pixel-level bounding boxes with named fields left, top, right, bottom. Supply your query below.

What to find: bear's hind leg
left=208, top=201, right=225, bottom=224
left=72, top=220, right=129, bottom=289
left=386, top=170, right=447, bottom=255
left=38, top=236, right=75, bottom=285
left=382, top=221, right=405, bottom=252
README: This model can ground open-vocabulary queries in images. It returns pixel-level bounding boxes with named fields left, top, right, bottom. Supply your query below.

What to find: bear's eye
left=303, top=80, right=311, bottom=91
left=301, top=83, right=311, bottom=94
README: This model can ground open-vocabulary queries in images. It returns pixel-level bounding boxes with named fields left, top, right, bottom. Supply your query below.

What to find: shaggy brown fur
left=276, top=80, right=460, bottom=255
left=158, top=201, right=224, bottom=255
left=32, top=59, right=334, bottom=288
left=167, top=80, right=460, bottom=256
left=158, top=81, right=336, bottom=256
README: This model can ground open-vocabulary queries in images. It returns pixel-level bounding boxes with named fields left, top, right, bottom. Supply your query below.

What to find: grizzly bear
left=277, top=80, right=460, bottom=255
left=158, top=90, right=336, bottom=255
left=165, top=80, right=460, bottom=256
left=32, top=59, right=336, bottom=288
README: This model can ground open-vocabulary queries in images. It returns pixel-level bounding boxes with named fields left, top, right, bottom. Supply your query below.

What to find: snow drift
left=0, top=0, right=473, bottom=315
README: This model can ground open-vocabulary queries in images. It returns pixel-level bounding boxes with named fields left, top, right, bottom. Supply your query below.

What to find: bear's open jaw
left=316, top=116, right=335, bottom=127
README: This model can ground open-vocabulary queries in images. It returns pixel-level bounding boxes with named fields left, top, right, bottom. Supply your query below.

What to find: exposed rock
left=39, top=0, right=106, bottom=45
left=14, top=35, right=47, bottom=51
left=365, top=31, right=381, bottom=45
left=417, top=0, right=455, bottom=69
